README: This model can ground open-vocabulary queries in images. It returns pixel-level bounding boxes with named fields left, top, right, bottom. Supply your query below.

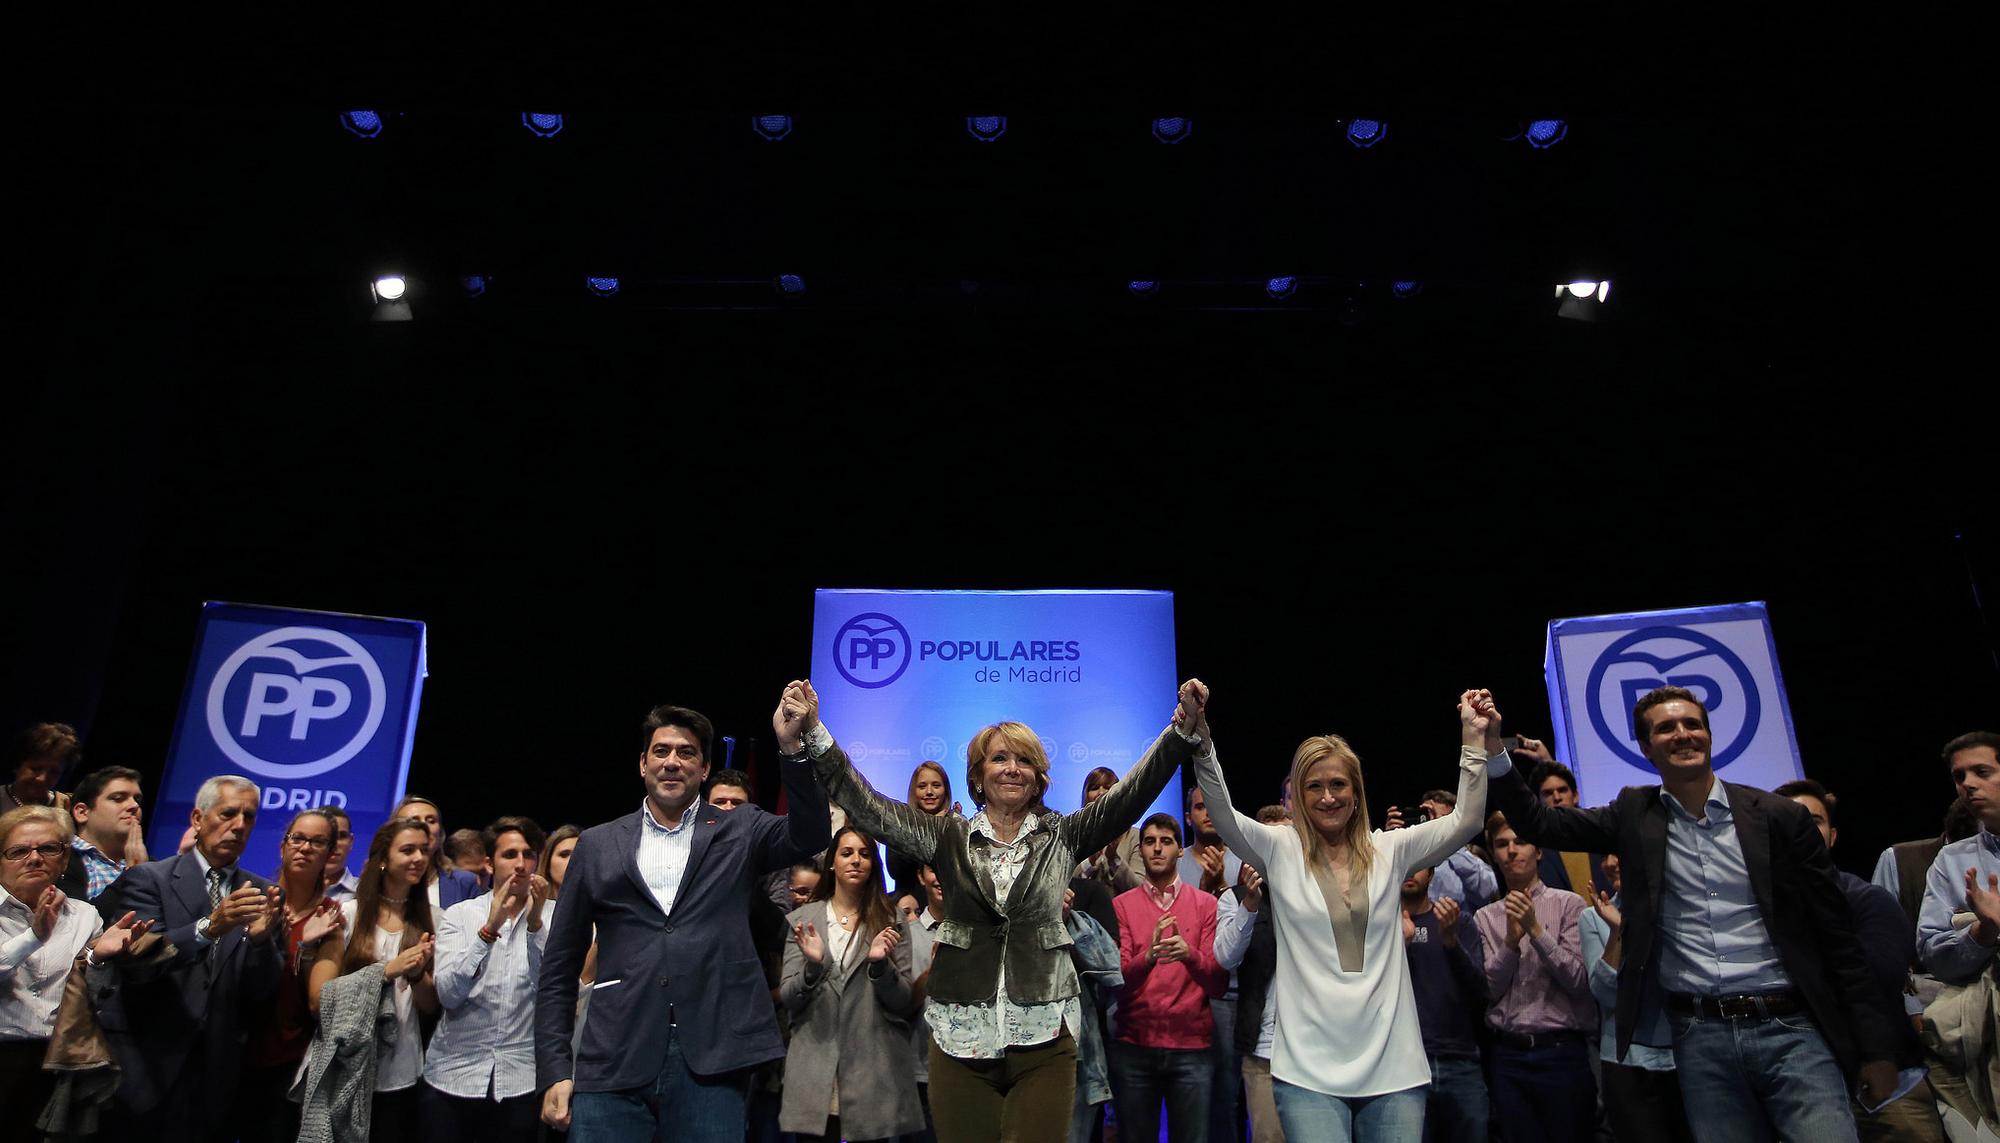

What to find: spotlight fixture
left=966, top=116, right=1008, bottom=142
left=1391, top=280, right=1423, bottom=298
left=1345, top=119, right=1387, bottom=148
left=1265, top=276, right=1298, bottom=300
left=339, top=111, right=384, bottom=139
left=460, top=275, right=487, bottom=298
left=1525, top=119, right=1568, bottom=148
left=523, top=112, right=565, bottom=138
left=752, top=115, right=794, bottom=141
left=776, top=274, right=805, bottom=296
left=586, top=276, right=620, bottom=296
left=1128, top=280, right=1160, bottom=296
left=1150, top=118, right=1191, bottom=144
left=371, top=276, right=407, bottom=302
left=1556, top=279, right=1611, bottom=320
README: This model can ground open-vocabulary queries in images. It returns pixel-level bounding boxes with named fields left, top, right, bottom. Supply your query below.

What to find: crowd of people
left=1, top=686, right=1996, bottom=1143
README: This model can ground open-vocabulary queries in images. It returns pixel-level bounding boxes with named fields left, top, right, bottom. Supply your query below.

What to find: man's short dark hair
left=1529, top=761, right=1579, bottom=798
left=319, top=804, right=351, bottom=824
left=1632, top=685, right=1709, bottom=741
left=640, top=704, right=715, bottom=762
left=1421, top=788, right=1457, bottom=808
left=1773, top=778, right=1836, bottom=824
left=1140, top=811, right=1183, bottom=845
left=70, top=766, right=143, bottom=815
left=447, top=828, right=487, bottom=861
left=1943, top=731, right=2000, bottom=766
left=481, top=816, right=547, bottom=857
left=1255, top=804, right=1290, bottom=824
left=709, top=769, right=752, bottom=795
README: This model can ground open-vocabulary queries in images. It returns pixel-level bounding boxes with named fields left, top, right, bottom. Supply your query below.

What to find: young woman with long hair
left=238, top=807, right=346, bottom=1143
left=886, top=761, right=956, bottom=895
left=308, top=816, right=439, bottom=1142
left=1189, top=689, right=1504, bottom=1143
left=1072, top=766, right=1144, bottom=893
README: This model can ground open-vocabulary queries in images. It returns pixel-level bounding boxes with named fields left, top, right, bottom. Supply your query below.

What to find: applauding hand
left=90, top=911, right=154, bottom=960
left=867, top=925, right=902, bottom=963
left=793, top=921, right=826, bottom=963
left=1433, top=897, right=1462, bottom=949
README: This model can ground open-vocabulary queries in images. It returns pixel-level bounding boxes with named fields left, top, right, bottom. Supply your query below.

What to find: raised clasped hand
left=774, top=680, right=822, bottom=753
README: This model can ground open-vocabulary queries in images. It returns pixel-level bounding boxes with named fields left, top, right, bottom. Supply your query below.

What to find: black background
left=4, top=20, right=1989, bottom=876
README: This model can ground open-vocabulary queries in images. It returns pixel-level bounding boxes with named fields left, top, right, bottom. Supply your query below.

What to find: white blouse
left=1194, top=742, right=1493, bottom=1097
left=339, top=900, right=424, bottom=1092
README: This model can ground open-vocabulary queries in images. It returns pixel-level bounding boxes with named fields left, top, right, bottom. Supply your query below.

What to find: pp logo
left=848, top=741, right=870, bottom=764
left=1068, top=742, right=1090, bottom=765
left=920, top=737, right=948, bottom=761
left=205, top=627, right=386, bottom=780
left=832, top=612, right=912, bottom=689
left=1584, top=625, right=1761, bottom=772
left=1039, top=737, right=1059, bottom=764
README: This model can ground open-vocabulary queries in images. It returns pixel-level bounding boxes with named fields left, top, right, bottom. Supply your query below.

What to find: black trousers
left=233, top=1059, right=304, bottom=1143
left=418, top=1081, right=542, bottom=1143
left=0, top=1039, right=54, bottom=1143
left=1600, top=1061, right=1695, bottom=1143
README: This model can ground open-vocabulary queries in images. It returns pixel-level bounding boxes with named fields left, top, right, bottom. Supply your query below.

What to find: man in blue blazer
left=95, top=774, right=284, bottom=1142
left=536, top=698, right=831, bottom=1141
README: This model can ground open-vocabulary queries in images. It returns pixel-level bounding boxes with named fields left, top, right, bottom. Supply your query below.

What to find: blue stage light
left=523, top=112, right=565, bottom=138
left=1391, top=281, right=1422, bottom=298
left=1266, top=276, right=1297, bottom=300
left=777, top=274, right=805, bottom=295
left=1151, top=118, right=1191, bottom=144
left=966, top=116, right=1008, bottom=142
left=1129, top=280, right=1159, bottom=296
left=461, top=275, right=487, bottom=298
left=586, top=276, right=619, bottom=296
left=1525, top=119, right=1568, bottom=148
left=1345, top=119, right=1386, bottom=148
left=339, top=111, right=384, bottom=139
left=753, top=115, right=793, bottom=141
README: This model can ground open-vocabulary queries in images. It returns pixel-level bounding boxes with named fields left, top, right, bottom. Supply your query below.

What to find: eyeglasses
left=2, top=843, right=65, bottom=863
left=282, top=833, right=332, bottom=851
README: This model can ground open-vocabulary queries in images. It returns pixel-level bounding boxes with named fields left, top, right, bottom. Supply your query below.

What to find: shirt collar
left=192, top=845, right=239, bottom=882
left=967, top=809, right=1042, bottom=846
left=920, top=907, right=941, bottom=930
left=641, top=798, right=700, bottom=836
left=1146, top=877, right=1185, bottom=910
left=1979, top=825, right=2000, bottom=856
left=1660, top=776, right=1728, bottom=822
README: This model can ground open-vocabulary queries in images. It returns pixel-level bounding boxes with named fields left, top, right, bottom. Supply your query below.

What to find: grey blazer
left=778, top=901, right=924, bottom=1141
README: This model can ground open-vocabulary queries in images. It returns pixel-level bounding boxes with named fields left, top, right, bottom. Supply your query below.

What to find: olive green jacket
left=812, top=726, right=1195, bottom=1007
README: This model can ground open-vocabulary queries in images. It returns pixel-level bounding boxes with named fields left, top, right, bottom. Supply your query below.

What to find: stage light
left=1266, top=276, right=1297, bottom=300
left=460, top=275, right=487, bottom=298
left=966, top=116, right=1008, bottom=142
left=523, top=112, right=565, bottom=138
left=586, top=276, right=620, bottom=296
left=1151, top=118, right=1191, bottom=144
left=1564, top=280, right=1599, bottom=299
left=1391, top=281, right=1422, bottom=298
left=1128, top=280, right=1159, bottom=296
left=1345, top=119, right=1386, bottom=148
left=1525, top=119, right=1568, bottom=148
left=371, top=276, right=406, bottom=302
left=777, top=274, right=805, bottom=295
left=1556, top=279, right=1611, bottom=321
left=339, top=111, right=384, bottom=139
left=753, top=115, right=793, bottom=141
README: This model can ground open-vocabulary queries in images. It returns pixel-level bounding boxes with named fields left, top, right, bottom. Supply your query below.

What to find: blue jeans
left=1488, top=1038, right=1596, bottom=1143
left=1209, top=996, right=1241, bottom=1143
left=569, top=1025, right=750, bottom=1143
left=1424, top=1055, right=1489, bottom=1143
left=1110, top=1041, right=1212, bottom=1143
left=1272, top=1079, right=1426, bottom=1143
left=1669, top=1011, right=1858, bottom=1143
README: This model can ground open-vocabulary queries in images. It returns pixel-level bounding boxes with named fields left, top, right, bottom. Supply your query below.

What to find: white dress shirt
left=1, top=892, right=102, bottom=1041
left=339, top=900, right=424, bottom=1091
left=636, top=799, right=701, bottom=916
left=423, top=893, right=548, bottom=1100
left=1213, top=888, right=1274, bottom=1058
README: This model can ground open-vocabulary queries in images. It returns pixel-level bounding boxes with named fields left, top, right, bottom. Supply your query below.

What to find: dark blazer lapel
left=1640, top=791, right=1670, bottom=921
left=672, top=810, right=722, bottom=912
left=1725, top=784, right=1779, bottom=923
left=172, top=853, right=210, bottom=927
left=618, top=813, right=660, bottom=912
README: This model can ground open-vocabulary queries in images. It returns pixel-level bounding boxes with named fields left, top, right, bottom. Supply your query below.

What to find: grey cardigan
left=811, top=725, right=1193, bottom=1008
left=777, top=901, right=924, bottom=1141
left=296, top=968, right=396, bottom=1143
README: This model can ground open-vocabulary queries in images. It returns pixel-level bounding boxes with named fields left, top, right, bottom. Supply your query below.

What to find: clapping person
left=1188, top=689, right=1504, bottom=1142
left=0, top=805, right=153, bottom=1127
left=780, top=825, right=923, bottom=1142
left=307, top=816, right=439, bottom=1143
left=238, top=807, right=346, bottom=1143
left=1074, top=767, right=1145, bottom=894
left=56, top=765, right=147, bottom=901
left=792, top=676, right=1209, bottom=1143
left=1578, top=879, right=1691, bottom=1143
left=423, top=817, right=551, bottom=1141
left=1398, top=866, right=1488, bottom=1143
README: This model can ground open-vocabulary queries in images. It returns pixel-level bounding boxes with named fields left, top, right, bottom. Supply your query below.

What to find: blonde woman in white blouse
left=1188, top=689, right=1507, bottom=1143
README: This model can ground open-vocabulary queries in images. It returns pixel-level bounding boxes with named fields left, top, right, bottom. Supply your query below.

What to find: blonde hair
left=964, top=723, right=1052, bottom=810
left=0, top=804, right=73, bottom=849
left=1288, top=735, right=1376, bottom=884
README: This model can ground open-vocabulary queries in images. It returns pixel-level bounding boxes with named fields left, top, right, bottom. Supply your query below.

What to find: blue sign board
left=151, top=603, right=428, bottom=882
left=1545, top=601, right=1802, bottom=801
left=811, top=589, right=1181, bottom=828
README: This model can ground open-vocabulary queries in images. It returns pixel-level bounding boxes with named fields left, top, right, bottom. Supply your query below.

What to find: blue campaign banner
left=810, top=589, right=1181, bottom=829
left=150, top=603, right=428, bottom=882
left=1545, top=601, right=1803, bottom=802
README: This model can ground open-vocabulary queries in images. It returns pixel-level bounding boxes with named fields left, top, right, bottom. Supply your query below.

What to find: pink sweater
left=1113, top=880, right=1228, bottom=1049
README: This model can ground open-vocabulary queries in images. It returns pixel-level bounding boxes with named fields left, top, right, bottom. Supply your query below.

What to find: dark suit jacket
left=93, top=850, right=284, bottom=1119
left=535, top=754, right=830, bottom=1094
left=436, top=867, right=481, bottom=910
left=1490, top=766, right=1896, bottom=1077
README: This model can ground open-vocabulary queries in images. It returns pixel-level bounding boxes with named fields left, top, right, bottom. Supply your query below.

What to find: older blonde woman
left=773, top=677, right=1210, bottom=1143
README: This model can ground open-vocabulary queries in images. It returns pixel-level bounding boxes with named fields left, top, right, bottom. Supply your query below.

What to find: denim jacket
left=1067, top=909, right=1122, bottom=1106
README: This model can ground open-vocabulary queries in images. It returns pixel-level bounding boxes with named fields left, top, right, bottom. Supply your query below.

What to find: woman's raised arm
left=778, top=680, right=946, bottom=863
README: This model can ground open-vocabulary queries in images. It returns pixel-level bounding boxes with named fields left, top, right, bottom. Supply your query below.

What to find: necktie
left=207, top=867, right=228, bottom=911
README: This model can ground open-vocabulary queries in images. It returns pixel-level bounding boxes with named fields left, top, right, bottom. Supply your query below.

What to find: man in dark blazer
left=536, top=699, right=830, bottom=1142
left=94, top=774, right=284, bottom=1142
left=1490, top=685, right=1899, bottom=1142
